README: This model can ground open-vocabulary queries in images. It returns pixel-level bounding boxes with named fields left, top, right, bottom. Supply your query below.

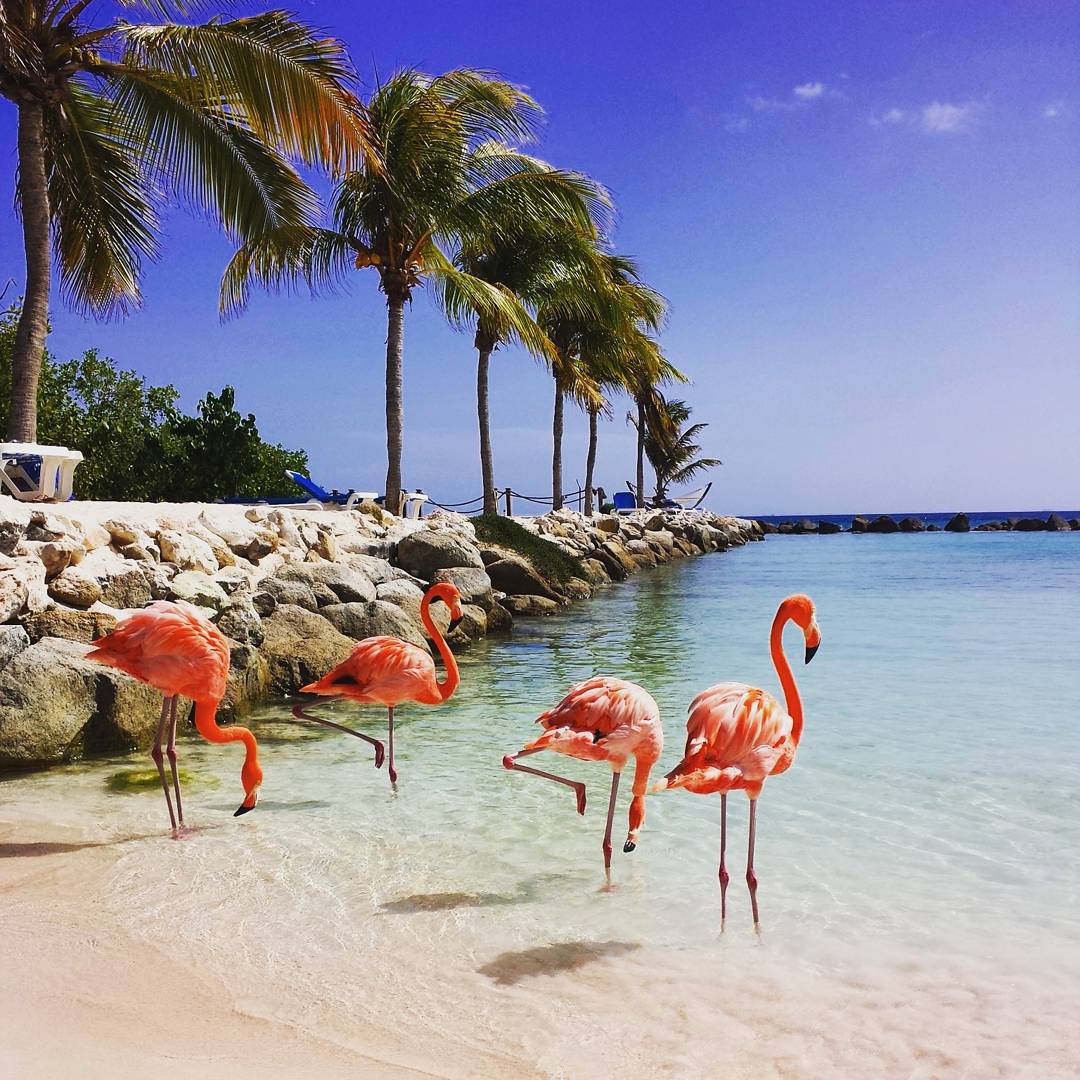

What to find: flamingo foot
left=623, top=840, right=636, bottom=853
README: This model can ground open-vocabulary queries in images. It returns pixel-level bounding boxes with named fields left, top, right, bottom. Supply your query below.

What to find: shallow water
left=3, top=532, right=1079, bottom=1076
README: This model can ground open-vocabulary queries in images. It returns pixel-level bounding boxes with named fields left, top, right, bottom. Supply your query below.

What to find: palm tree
left=441, top=214, right=611, bottom=515
left=639, top=395, right=721, bottom=503
left=224, top=68, right=600, bottom=515
left=0, top=0, right=371, bottom=442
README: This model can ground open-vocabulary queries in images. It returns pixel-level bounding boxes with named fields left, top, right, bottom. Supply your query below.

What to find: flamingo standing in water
left=652, top=594, right=821, bottom=930
left=502, top=677, right=663, bottom=883
left=88, top=600, right=262, bottom=833
left=295, top=582, right=463, bottom=783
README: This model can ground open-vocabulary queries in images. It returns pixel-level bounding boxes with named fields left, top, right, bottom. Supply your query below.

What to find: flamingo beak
left=234, top=789, right=259, bottom=817
left=805, top=642, right=820, bottom=664
left=448, top=614, right=463, bottom=632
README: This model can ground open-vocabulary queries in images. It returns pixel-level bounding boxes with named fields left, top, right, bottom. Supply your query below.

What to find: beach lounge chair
left=284, top=471, right=429, bottom=519
left=624, top=481, right=712, bottom=512
left=612, top=491, right=638, bottom=515
left=0, top=442, right=83, bottom=502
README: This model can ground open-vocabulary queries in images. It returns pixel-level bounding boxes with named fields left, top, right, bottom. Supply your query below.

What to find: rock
left=595, top=540, right=637, bottom=580
left=594, top=516, right=620, bottom=535
left=455, top=603, right=488, bottom=641
left=644, top=529, right=676, bottom=553
left=40, top=539, right=84, bottom=578
left=850, top=516, right=871, bottom=534
left=1069, top=519, right=1080, bottom=531
left=898, top=517, right=926, bottom=533
left=560, top=577, right=593, bottom=601
left=157, top=529, right=219, bottom=574
left=867, top=515, right=900, bottom=534
left=21, top=608, right=118, bottom=645
left=1, top=557, right=48, bottom=621
left=310, top=582, right=338, bottom=607
left=395, top=530, right=484, bottom=580
left=259, top=605, right=355, bottom=696
left=1011, top=518, right=1045, bottom=532
left=212, top=566, right=253, bottom=596
left=432, top=566, right=494, bottom=611
left=309, top=526, right=337, bottom=561
left=26, top=510, right=68, bottom=542
left=321, top=601, right=428, bottom=650
left=250, top=590, right=278, bottom=618
left=817, top=520, right=842, bottom=535
left=342, top=553, right=401, bottom=586
left=217, top=642, right=269, bottom=724
left=168, top=571, right=230, bottom=612
left=0, top=499, right=30, bottom=554
left=137, top=562, right=175, bottom=601
left=485, top=555, right=562, bottom=601
left=103, top=519, right=139, bottom=547
left=47, top=567, right=103, bottom=609
left=502, top=594, right=560, bottom=616
left=0, top=624, right=30, bottom=669
left=624, top=539, right=658, bottom=567
left=375, top=579, right=451, bottom=637
left=214, top=599, right=265, bottom=647
left=944, top=513, right=970, bottom=533
left=265, top=509, right=303, bottom=550
left=260, top=576, right=319, bottom=612
left=0, top=636, right=163, bottom=767
left=756, top=519, right=779, bottom=535
left=792, top=519, right=818, bottom=535
left=486, top=602, right=514, bottom=633
left=99, top=564, right=153, bottom=609
left=926, top=524, right=941, bottom=532
left=579, top=558, right=610, bottom=585
left=276, top=562, right=376, bottom=604
left=1045, top=513, right=1069, bottom=531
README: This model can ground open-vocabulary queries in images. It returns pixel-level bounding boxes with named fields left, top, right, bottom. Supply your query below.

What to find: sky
left=1, top=1, right=1078, bottom=515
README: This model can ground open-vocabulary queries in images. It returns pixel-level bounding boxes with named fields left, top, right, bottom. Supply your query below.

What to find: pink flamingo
left=502, top=676, right=663, bottom=882
left=652, top=594, right=821, bottom=930
left=88, top=600, right=262, bottom=833
left=294, top=582, right=463, bottom=783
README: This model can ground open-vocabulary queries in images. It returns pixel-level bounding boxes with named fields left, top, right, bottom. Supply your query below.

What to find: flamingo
left=87, top=600, right=262, bottom=833
left=294, top=582, right=463, bottom=783
left=651, top=594, right=821, bottom=930
left=502, top=676, right=663, bottom=883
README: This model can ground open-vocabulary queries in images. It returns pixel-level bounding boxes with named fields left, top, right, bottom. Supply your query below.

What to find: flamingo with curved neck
left=295, top=582, right=463, bottom=784
left=652, top=594, right=821, bottom=930
left=88, top=600, right=262, bottom=833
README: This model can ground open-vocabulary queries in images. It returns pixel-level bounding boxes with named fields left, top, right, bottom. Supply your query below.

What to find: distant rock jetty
left=756, top=512, right=1079, bottom=535
left=0, top=496, right=759, bottom=771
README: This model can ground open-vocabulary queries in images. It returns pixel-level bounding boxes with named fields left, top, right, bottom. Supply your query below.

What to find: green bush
left=471, top=513, right=587, bottom=584
left=1, top=303, right=307, bottom=501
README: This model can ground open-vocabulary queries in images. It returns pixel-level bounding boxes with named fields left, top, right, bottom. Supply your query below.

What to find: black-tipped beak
left=448, top=615, right=463, bottom=632
left=805, top=643, right=820, bottom=665
left=623, top=840, right=636, bottom=853
left=234, top=803, right=256, bottom=817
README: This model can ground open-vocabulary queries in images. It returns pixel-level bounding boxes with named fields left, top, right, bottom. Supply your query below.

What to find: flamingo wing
left=303, top=636, right=436, bottom=705
left=87, top=601, right=229, bottom=701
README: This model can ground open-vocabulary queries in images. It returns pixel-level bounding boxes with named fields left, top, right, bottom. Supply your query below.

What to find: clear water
left=3, top=531, right=1079, bottom=1076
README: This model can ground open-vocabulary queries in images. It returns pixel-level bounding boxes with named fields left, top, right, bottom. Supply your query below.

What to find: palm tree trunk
left=476, top=338, right=496, bottom=515
left=635, top=395, right=646, bottom=508
left=583, top=406, right=598, bottom=516
left=7, top=101, right=52, bottom=443
left=384, top=294, right=405, bottom=515
left=551, top=375, right=564, bottom=511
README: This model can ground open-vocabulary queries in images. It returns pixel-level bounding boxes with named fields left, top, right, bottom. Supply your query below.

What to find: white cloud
left=872, top=107, right=907, bottom=126
left=746, top=95, right=798, bottom=113
left=922, top=102, right=972, bottom=133
left=1043, top=100, right=1065, bottom=119
left=794, top=81, right=825, bottom=99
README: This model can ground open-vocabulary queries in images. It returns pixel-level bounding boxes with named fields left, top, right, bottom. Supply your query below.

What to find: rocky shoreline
left=0, top=496, right=760, bottom=771
left=757, top=512, right=1078, bottom=535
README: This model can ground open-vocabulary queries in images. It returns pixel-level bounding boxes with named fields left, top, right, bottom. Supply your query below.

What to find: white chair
left=0, top=442, right=83, bottom=502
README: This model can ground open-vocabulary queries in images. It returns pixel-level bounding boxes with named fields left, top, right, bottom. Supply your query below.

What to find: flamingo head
left=783, top=593, right=821, bottom=664
left=425, top=582, right=464, bottom=631
left=234, top=759, right=263, bottom=817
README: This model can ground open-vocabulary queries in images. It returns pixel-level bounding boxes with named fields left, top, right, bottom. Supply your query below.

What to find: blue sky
left=2, top=1, right=1078, bottom=514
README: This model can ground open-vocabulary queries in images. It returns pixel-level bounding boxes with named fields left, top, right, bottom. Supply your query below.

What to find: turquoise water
left=3, top=531, right=1079, bottom=1076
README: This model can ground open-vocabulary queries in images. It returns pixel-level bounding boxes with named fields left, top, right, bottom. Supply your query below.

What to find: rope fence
left=425, top=485, right=599, bottom=516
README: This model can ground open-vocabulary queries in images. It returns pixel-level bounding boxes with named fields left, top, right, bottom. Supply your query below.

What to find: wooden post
left=504, top=487, right=513, bottom=516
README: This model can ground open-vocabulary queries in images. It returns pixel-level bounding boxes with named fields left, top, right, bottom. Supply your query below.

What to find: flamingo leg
left=387, top=706, right=397, bottom=785
left=165, top=695, right=184, bottom=829
left=747, top=798, right=760, bottom=932
left=602, top=770, right=621, bottom=884
left=502, top=749, right=587, bottom=815
left=151, top=697, right=178, bottom=833
left=291, top=703, right=385, bottom=769
left=719, top=793, right=729, bottom=931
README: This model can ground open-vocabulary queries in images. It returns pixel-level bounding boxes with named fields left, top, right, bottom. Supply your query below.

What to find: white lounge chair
left=0, top=442, right=83, bottom=502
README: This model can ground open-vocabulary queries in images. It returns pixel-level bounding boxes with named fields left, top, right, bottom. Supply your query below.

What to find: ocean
left=2, top=528, right=1078, bottom=1075
left=750, top=509, right=1080, bottom=529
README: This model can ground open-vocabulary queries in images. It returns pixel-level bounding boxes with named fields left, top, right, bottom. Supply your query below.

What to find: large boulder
left=157, top=529, right=219, bottom=574
left=47, top=566, right=103, bottom=609
left=344, top=553, right=402, bottom=586
left=0, top=499, right=30, bottom=554
left=624, top=539, right=658, bottom=567
left=595, top=540, right=638, bottom=580
left=503, top=594, right=560, bottom=616
left=0, top=636, right=162, bottom=768
left=320, top=601, right=428, bottom=650
left=275, top=561, right=376, bottom=603
left=214, top=598, right=265, bottom=647
left=817, top=520, right=842, bottom=535
left=432, top=566, right=494, bottom=611
left=867, top=515, right=900, bottom=534
left=258, top=576, right=319, bottom=612
left=99, top=563, right=153, bottom=609
left=792, top=519, right=817, bottom=535
left=0, top=624, right=30, bottom=670
left=898, top=517, right=925, bottom=533
left=485, top=555, right=562, bottom=601
left=376, top=579, right=451, bottom=637
left=1044, top=513, right=1069, bottom=531
left=21, top=608, right=117, bottom=645
left=217, top=642, right=269, bottom=724
left=1011, top=518, right=1046, bottom=532
left=395, top=530, right=483, bottom=580
left=850, top=516, right=871, bottom=534
left=259, top=605, right=355, bottom=696
left=944, top=513, right=970, bottom=533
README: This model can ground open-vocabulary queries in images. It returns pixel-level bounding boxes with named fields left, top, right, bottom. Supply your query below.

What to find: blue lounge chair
left=613, top=491, right=637, bottom=515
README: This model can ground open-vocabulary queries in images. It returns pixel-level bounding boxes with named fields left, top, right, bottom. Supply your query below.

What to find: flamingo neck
left=193, top=699, right=260, bottom=771
left=769, top=608, right=803, bottom=745
left=420, top=594, right=459, bottom=702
